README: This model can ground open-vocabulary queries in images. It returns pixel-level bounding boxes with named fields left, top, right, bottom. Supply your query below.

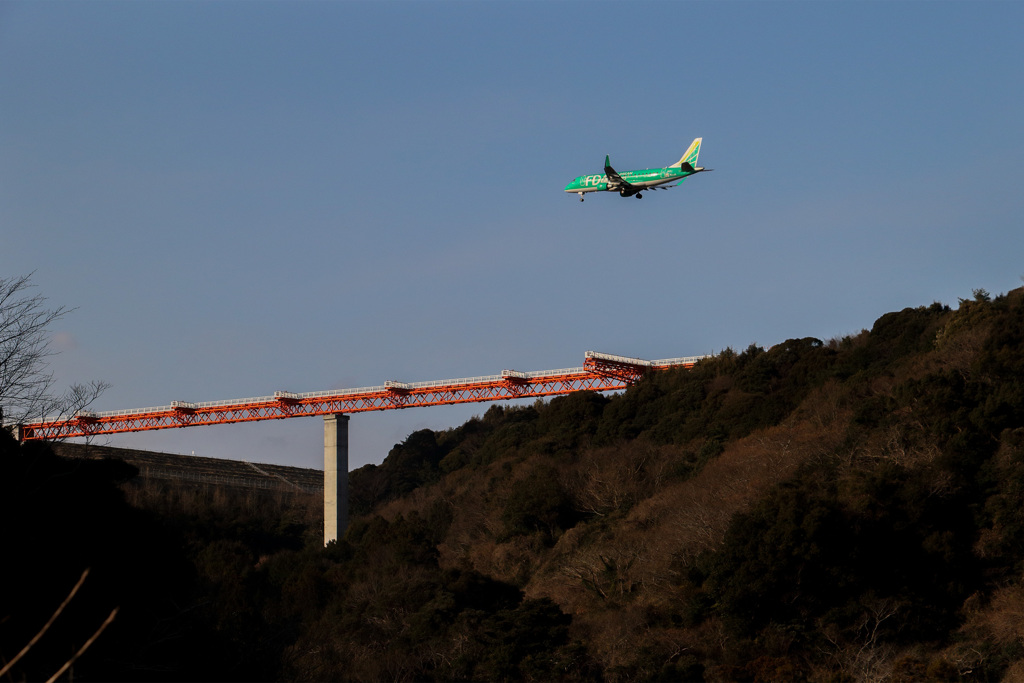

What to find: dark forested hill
left=3, top=286, right=1024, bottom=681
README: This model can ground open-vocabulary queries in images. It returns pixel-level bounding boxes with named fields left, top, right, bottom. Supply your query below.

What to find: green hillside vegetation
left=3, top=286, right=1024, bottom=681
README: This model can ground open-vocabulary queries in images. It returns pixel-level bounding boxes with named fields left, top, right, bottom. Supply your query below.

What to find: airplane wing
left=604, top=155, right=638, bottom=192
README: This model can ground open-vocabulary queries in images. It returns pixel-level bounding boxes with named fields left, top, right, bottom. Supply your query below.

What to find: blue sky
left=2, top=1, right=1022, bottom=470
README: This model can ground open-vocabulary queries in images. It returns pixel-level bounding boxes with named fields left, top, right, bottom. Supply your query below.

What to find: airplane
left=564, top=137, right=711, bottom=201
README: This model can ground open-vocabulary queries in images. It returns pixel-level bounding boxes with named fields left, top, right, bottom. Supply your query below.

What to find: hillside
left=3, top=286, right=1023, bottom=681
left=341, top=285, right=1024, bottom=680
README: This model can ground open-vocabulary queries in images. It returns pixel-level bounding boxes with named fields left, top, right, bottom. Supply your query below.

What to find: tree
left=0, top=274, right=108, bottom=427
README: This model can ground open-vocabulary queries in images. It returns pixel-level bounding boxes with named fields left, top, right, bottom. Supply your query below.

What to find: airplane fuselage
left=564, top=166, right=691, bottom=195
left=564, top=138, right=709, bottom=201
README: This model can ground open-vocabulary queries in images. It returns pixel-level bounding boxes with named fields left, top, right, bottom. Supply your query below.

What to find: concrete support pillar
left=323, top=414, right=349, bottom=546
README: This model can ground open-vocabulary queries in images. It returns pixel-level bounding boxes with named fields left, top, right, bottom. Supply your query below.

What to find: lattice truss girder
left=19, top=352, right=706, bottom=441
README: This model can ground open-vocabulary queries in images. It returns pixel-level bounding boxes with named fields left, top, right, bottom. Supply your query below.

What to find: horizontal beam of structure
left=19, top=351, right=708, bottom=441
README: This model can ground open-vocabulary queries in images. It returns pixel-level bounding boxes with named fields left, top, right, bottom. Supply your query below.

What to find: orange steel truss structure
left=18, top=351, right=708, bottom=442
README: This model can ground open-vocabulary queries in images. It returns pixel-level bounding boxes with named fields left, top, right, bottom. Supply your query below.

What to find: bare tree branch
left=45, top=607, right=119, bottom=683
left=0, top=274, right=107, bottom=428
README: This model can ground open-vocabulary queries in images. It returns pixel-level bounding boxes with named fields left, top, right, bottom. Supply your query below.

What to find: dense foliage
left=3, top=286, right=1024, bottom=680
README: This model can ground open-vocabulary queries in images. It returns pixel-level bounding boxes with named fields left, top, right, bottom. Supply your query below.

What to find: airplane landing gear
left=636, top=193, right=643, bottom=199
left=578, top=192, right=585, bottom=202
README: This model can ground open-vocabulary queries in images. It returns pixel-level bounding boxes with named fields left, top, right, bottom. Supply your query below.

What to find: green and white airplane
left=564, top=137, right=710, bottom=201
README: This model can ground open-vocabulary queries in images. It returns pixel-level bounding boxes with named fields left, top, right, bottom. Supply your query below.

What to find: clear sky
left=2, top=1, right=1022, bottom=471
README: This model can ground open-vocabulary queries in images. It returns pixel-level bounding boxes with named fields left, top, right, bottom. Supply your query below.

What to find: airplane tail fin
left=671, top=138, right=702, bottom=170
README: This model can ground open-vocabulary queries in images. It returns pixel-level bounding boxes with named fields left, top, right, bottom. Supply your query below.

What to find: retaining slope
left=50, top=442, right=323, bottom=494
